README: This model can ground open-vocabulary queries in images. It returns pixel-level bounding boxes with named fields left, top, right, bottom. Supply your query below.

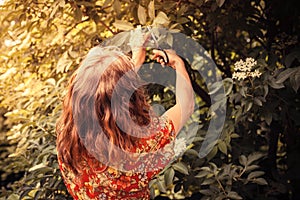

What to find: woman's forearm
left=131, top=48, right=146, bottom=72
left=173, top=59, right=195, bottom=123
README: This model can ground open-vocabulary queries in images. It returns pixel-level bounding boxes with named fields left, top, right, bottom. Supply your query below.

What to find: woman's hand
left=151, top=49, right=183, bottom=69
left=128, top=26, right=150, bottom=71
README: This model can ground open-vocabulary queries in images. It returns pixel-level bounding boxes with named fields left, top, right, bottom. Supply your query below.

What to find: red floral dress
left=58, top=117, right=175, bottom=200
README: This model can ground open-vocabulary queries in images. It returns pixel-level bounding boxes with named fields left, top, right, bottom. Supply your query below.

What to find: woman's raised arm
left=151, top=49, right=194, bottom=134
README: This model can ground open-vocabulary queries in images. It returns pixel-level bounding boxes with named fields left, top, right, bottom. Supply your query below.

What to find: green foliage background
left=0, top=0, right=299, bottom=199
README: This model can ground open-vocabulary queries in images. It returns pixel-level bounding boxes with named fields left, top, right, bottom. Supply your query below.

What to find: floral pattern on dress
left=58, top=116, right=175, bottom=200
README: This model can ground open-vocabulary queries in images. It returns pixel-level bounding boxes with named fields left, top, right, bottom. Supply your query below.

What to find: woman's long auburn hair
left=56, top=46, right=151, bottom=174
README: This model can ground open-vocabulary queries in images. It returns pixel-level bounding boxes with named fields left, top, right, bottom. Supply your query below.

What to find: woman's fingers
left=152, top=49, right=165, bottom=59
left=151, top=49, right=167, bottom=64
left=156, top=57, right=165, bottom=67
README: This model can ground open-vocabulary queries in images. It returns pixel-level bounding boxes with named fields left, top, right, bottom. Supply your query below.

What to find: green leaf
left=103, top=0, right=112, bottom=7
left=200, top=166, right=211, bottom=172
left=245, top=101, right=253, bottom=112
left=164, top=167, right=175, bottom=186
left=254, top=97, right=263, bottom=106
left=113, top=20, right=134, bottom=31
left=245, top=165, right=260, bottom=172
left=263, top=112, right=272, bottom=125
left=185, top=148, right=199, bottom=157
left=201, top=178, right=215, bottom=185
left=275, top=68, right=297, bottom=84
left=7, top=194, right=20, bottom=200
left=172, top=162, right=189, bottom=175
left=223, top=78, right=233, bottom=96
left=177, top=4, right=188, bottom=16
left=166, top=33, right=173, bottom=47
left=218, top=140, right=227, bottom=155
left=46, top=78, right=56, bottom=86
left=227, top=191, right=243, bottom=200
left=157, top=179, right=167, bottom=193
left=209, top=162, right=218, bottom=173
left=199, top=189, right=214, bottom=195
left=230, top=133, right=240, bottom=138
left=113, top=0, right=121, bottom=15
left=74, top=5, right=82, bottom=22
left=247, top=153, right=264, bottom=165
left=216, top=0, right=226, bottom=7
left=92, top=13, right=100, bottom=23
left=178, top=17, right=190, bottom=24
left=239, top=155, right=247, bottom=166
left=28, top=163, right=46, bottom=172
left=263, top=84, right=269, bottom=98
left=148, top=179, right=156, bottom=188
left=153, top=11, right=169, bottom=26
left=137, top=5, right=147, bottom=25
left=252, top=177, right=268, bottom=185
left=269, top=78, right=285, bottom=89
left=239, top=86, right=246, bottom=97
left=195, top=170, right=209, bottom=178
left=148, top=1, right=155, bottom=20
left=247, top=171, right=265, bottom=180
left=206, top=145, right=218, bottom=161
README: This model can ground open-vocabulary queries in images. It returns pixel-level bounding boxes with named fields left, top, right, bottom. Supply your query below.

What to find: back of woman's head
left=56, top=46, right=151, bottom=173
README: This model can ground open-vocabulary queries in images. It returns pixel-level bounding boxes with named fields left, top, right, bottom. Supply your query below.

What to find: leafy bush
left=0, top=0, right=299, bottom=199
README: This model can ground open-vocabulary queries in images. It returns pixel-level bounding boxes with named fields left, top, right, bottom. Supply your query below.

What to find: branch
left=64, top=18, right=90, bottom=37
left=97, top=20, right=116, bottom=35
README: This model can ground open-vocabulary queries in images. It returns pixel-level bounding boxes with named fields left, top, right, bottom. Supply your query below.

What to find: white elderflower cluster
left=128, top=25, right=144, bottom=49
left=174, top=137, right=187, bottom=157
left=232, top=58, right=261, bottom=80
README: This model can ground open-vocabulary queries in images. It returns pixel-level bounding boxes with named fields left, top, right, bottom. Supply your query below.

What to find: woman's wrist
left=171, top=57, right=185, bottom=70
left=131, top=47, right=146, bottom=71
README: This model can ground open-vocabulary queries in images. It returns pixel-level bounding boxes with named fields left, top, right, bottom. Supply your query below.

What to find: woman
left=56, top=42, right=194, bottom=199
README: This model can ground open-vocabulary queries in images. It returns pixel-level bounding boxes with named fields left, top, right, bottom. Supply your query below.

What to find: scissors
left=146, top=26, right=169, bottom=65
